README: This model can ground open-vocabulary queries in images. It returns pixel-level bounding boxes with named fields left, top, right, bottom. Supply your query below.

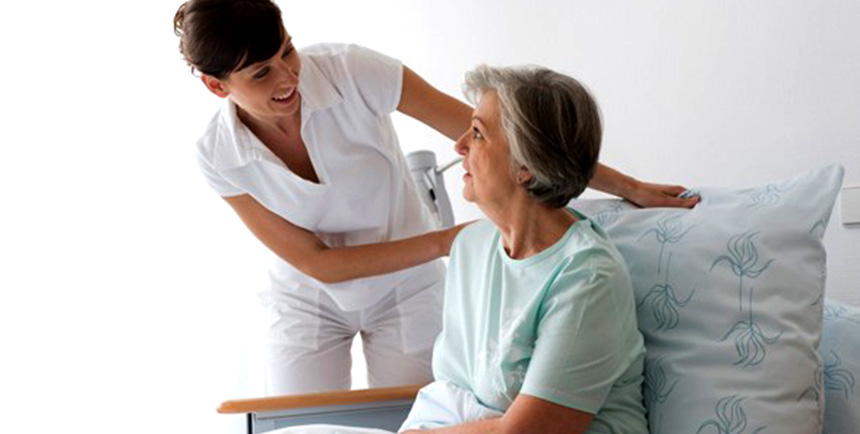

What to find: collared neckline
left=210, top=52, right=343, bottom=171
left=297, top=52, right=344, bottom=113
left=210, top=100, right=263, bottom=170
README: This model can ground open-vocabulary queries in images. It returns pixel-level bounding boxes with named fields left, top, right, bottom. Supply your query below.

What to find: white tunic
left=195, top=43, right=444, bottom=311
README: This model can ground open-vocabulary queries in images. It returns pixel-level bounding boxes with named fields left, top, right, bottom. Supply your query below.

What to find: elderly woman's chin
left=461, top=180, right=477, bottom=204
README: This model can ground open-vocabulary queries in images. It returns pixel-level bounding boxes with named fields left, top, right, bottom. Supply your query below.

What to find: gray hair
left=463, top=65, right=602, bottom=208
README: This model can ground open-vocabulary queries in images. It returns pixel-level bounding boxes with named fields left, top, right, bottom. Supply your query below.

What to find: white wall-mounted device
left=407, top=150, right=461, bottom=228
left=843, top=186, right=860, bottom=226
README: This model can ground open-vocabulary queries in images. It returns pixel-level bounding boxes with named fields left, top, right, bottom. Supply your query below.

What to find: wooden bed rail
left=218, top=384, right=424, bottom=414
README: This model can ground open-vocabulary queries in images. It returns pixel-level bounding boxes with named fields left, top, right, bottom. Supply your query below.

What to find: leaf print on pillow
left=823, top=351, right=856, bottom=400
left=721, top=288, right=783, bottom=368
left=710, top=232, right=774, bottom=312
left=639, top=215, right=694, bottom=274
left=637, top=254, right=694, bottom=331
left=696, top=395, right=766, bottom=434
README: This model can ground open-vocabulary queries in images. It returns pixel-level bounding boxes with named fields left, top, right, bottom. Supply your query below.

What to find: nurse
left=173, top=0, right=698, bottom=395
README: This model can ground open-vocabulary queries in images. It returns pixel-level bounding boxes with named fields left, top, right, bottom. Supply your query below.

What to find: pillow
left=570, top=165, right=843, bottom=434
left=820, top=299, right=860, bottom=434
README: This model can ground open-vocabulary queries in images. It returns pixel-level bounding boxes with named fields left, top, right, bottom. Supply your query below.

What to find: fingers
left=442, top=221, right=477, bottom=254
left=657, top=184, right=700, bottom=208
left=661, top=195, right=700, bottom=209
left=455, top=220, right=479, bottom=230
left=634, top=183, right=701, bottom=209
left=659, top=185, right=688, bottom=196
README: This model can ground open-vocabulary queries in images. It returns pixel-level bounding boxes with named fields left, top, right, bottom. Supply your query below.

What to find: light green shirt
left=432, top=211, right=647, bottom=433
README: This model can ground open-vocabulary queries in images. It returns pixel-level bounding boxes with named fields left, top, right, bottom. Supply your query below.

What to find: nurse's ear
left=201, top=74, right=230, bottom=98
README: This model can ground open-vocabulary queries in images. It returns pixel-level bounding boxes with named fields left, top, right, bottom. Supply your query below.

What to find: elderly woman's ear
left=515, top=167, right=533, bottom=185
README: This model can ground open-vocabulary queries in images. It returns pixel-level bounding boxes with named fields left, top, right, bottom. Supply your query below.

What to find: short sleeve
left=195, top=149, right=244, bottom=197
left=520, top=262, right=633, bottom=414
left=345, top=45, right=404, bottom=117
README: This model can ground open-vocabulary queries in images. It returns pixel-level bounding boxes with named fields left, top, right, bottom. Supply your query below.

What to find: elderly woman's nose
left=454, top=131, right=469, bottom=155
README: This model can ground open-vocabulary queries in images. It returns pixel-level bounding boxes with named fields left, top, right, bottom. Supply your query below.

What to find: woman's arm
left=404, top=394, right=593, bottom=434
left=591, top=163, right=699, bottom=208
left=397, top=66, right=699, bottom=208
left=224, top=194, right=467, bottom=283
left=397, top=66, right=472, bottom=141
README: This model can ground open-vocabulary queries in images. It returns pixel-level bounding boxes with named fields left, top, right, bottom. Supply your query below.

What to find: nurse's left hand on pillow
left=588, top=163, right=698, bottom=209
left=627, top=181, right=700, bottom=209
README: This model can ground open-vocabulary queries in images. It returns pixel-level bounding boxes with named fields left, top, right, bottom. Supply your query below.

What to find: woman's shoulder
left=449, top=220, right=497, bottom=260
left=454, top=219, right=496, bottom=243
left=300, top=43, right=398, bottom=76
left=300, top=43, right=402, bottom=116
left=299, top=42, right=351, bottom=60
left=555, top=218, right=632, bottom=286
left=194, top=100, right=244, bottom=169
left=564, top=216, right=625, bottom=259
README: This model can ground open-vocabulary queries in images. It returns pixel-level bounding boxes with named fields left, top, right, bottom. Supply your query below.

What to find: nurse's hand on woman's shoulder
left=627, top=181, right=700, bottom=209
left=439, top=221, right=476, bottom=255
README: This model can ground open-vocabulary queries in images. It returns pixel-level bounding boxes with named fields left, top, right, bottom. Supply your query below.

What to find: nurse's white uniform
left=195, top=43, right=445, bottom=394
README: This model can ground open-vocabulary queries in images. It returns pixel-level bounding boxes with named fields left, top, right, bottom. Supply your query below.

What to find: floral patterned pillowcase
left=570, top=165, right=844, bottom=434
left=820, top=300, right=860, bottom=434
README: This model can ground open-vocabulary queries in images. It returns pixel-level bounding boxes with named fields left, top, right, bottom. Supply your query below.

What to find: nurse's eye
left=253, top=67, right=270, bottom=80
left=282, top=45, right=295, bottom=59
left=472, top=127, right=484, bottom=140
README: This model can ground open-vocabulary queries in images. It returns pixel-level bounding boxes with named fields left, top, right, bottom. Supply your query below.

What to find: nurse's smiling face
left=454, top=91, right=522, bottom=206
left=202, top=33, right=302, bottom=121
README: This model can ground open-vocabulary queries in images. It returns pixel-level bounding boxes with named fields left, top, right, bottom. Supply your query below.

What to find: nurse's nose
left=275, top=59, right=299, bottom=83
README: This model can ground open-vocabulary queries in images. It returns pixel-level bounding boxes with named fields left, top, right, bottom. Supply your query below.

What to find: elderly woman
left=397, top=66, right=647, bottom=434
left=284, top=65, right=647, bottom=434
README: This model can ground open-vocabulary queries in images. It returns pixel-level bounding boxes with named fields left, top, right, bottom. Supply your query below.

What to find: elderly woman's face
left=454, top=91, right=519, bottom=205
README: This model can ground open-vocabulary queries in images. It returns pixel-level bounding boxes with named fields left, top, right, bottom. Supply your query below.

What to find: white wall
left=1, top=1, right=857, bottom=434
left=363, top=0, right=860, bottom=303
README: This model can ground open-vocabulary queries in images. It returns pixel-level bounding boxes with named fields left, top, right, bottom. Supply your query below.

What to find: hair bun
left=173, top=2, right=188, bottom=37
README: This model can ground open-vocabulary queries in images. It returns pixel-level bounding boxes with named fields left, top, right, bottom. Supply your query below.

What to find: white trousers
left=259, top=278, right=443, bottom=395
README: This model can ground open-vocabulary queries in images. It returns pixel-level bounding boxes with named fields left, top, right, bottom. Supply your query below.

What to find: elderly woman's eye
left=472, top=128, right=484, bottom=140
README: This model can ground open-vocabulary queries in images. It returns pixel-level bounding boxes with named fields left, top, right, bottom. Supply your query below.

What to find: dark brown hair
left=173, top=0, right=284, bottom=79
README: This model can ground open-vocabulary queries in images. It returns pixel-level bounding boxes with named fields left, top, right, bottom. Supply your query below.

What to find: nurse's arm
left=397, top=66, right=698, bottom=209
left=397, top=66, right=472, bottom=141
left=589, top=164, right=700, bottom=208
left=402, top=394, right=593, bottom=434
left=223, top=194, right=467, bottom=284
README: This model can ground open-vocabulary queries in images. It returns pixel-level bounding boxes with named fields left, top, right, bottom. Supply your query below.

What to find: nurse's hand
left=588, top=163, right=699, bottom=209
left=627, top=181, right=700, bottom=209
left=225, top=194, right=468, bottom=283
left=439, top=221, right=476, bottom=255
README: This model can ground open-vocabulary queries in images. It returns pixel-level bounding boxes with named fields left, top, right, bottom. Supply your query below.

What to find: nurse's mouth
left=272, top=88, right=297, bottom=104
